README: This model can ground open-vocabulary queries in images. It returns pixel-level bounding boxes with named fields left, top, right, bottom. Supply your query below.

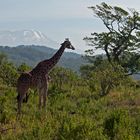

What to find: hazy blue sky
left=1, top=0, right=140, bottom=53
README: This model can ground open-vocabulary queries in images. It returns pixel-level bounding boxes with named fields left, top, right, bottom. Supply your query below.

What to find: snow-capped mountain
left=0, top=30, right=59, bottom=48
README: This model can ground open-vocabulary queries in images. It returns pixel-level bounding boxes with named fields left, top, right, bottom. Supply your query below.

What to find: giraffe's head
left=61, top=38, right=75, bottom=50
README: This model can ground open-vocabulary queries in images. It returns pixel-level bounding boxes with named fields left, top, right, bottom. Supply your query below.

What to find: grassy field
left=0, top=80, right=140, bottom=140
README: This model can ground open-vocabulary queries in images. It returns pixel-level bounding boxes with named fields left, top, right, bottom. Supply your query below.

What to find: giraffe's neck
left=30, top=45, right=65, bottom=75
left=47, top=45, right=65, bottom=70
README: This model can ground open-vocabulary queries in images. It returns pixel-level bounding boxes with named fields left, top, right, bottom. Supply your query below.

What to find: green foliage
left=80, top=54, right=103, bottom=79
left=104, top=109, right=139, bottom=140
left=0, top=62, right=19, bottom=86
left=81, top=58, right=130, bottom=95
left=89, top=61, right=128, bottom=95
left=0, top=53, right=19, bottom=86
left=1, top=80, right=140, bottom=140
left=0, top=88, right=16, bottom=124
left=0, top=59, right=140, bottom=140
left=17, top=63, right=31, bottom=73
left=50, top=67, right=79, bottom=92
left=57, top=116, right=106, bottom=140
left=85, top=2, right=140, bottom=74
left=120, top=51, right=140, bottom=75
left=80, top=64, right=94, bottom=79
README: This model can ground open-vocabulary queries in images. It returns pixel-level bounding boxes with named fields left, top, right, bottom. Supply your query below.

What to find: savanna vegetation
left=1, top=2, right=140, bottom=140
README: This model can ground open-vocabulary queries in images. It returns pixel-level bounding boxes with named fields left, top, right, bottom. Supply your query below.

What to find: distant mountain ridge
left=0, top=45, right=86, bottom=72
left=0, top=30, right=59, bottom=48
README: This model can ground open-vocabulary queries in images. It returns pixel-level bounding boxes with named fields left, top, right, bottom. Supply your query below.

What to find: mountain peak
left=0, top=30, right=59, bottom=48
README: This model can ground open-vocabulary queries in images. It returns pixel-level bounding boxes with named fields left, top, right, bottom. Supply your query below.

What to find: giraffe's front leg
left=38, top=88, right=43, bottom=109
left=43, top=83, right=48, bottom=108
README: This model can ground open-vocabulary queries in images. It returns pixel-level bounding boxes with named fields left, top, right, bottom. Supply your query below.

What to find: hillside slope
left=0, top=45, right=86, bottom=72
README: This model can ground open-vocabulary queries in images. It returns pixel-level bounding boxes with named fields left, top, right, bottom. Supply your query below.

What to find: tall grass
left=0, top=81, right=140, bottom=140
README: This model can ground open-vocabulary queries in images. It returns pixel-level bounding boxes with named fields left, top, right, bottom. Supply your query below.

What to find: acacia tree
left=84, top=2, right=140, bottom=74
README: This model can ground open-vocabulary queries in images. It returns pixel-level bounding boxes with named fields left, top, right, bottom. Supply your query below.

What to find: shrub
left=89, top=61, right=127, bottom=96
left=57, top=116, right=107, bottom=140
left=0, top=62, right=19, bottom=86
left=103, top=109, right=138, bottom=140
left=17, top=63, right=31, bottom=73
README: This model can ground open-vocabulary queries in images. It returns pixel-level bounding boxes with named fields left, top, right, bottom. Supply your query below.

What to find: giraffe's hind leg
left=42, top=88, right=47, bottom=108
left=38, top=80, right=48, bottom=109
left=38, top=87, right=43, bottom=109
left=17, top=72, right=31, bottom=114
left=43, top=82, right=48, bottom=108
left=17, top=87, right=29, bottom=114
left=38, top=86, right=48, bottom=109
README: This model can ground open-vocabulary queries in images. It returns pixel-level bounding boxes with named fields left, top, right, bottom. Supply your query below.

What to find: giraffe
left=17, top=39, right=75, bottom=114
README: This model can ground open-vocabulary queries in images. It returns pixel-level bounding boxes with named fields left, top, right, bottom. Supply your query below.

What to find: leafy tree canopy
left=84, top=2, right=140, bottom=75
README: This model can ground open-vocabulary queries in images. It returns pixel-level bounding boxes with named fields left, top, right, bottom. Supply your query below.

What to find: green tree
left=0, top=53, right=18, bottom=86
left=80, top=51, right=103, bottom=79
left=84, top=2, right=140, bottom=75
left=90, top=61, right=127, bottom=96
left=17, top=63, right=31, bottom=73
left=0, top=62, right=18, bottom=86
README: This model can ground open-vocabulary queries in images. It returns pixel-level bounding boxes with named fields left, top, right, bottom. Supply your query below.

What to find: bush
left=50, top=67, right=79, bottom=91
left=103, top=109, right=139, bottom=140
left=0, top=62, right=19, bottom=86
left=89, top=61, right=127, bottom=96
left=17, top=63, right=31, bottom=73
left=0, top=89, right=14, bottom=124
left=57, top=116, right=107, bottom=140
